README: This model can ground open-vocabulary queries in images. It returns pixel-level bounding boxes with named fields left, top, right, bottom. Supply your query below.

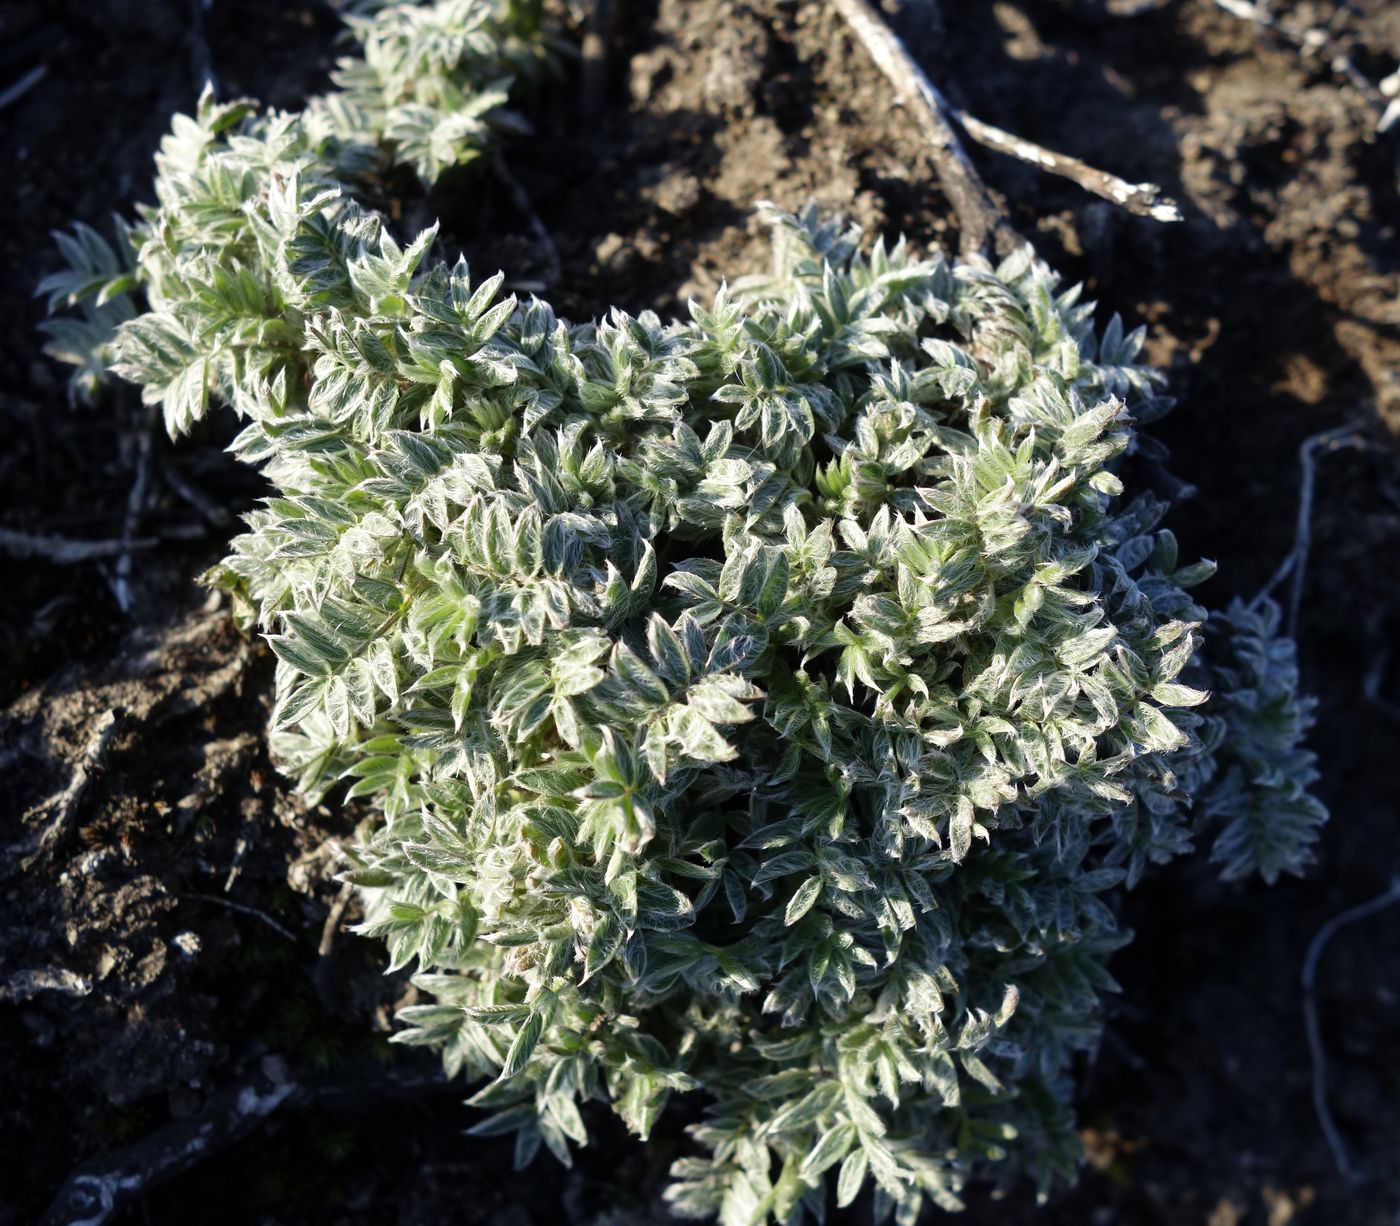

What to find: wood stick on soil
left=580, top=0, right=616, bottom=118
left=0, top=526, right=160, bottom=563
left=318, top=881, right=355, bottom=958
left=1212, top=0, right=1391, bottom=127
left=493, top=152, right=562, bottom=289
left=111, top=419, right=155, bottom=613
left=1251, top=422, right=1369, bottom=639
left=40, top=1064, right=452, bottom=1226
left=0, top=63, right=48, bottom=112
left=955, top=111, right=1183, bottom=221
left=1362, top=645, right=1400, bottom=725
left=1302, top=877, right=1400, bottom=1182
left=186, top=892, right=300, bottom=944
left=189, top=0, right=219, bottom=95
left=833, top=0, right=1180, bottom=246
left=0, top=966, right=92, bottom=1004
left=831, top=0, right=1015, bottom=255
left=160, top=460, right=232, bottom=527
left=21, top=709, right=121, bottom=868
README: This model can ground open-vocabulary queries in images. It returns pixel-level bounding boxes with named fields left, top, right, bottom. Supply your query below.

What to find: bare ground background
left=1, top=1, right=1398, bottom=1223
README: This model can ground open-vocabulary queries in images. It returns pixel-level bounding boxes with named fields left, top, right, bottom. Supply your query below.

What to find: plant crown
left=40, top=3, right=1326, bottom=1222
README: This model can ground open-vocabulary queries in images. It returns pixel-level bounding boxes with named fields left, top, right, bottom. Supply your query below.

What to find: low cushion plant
left=40, top=3, right=1326, bottom=1221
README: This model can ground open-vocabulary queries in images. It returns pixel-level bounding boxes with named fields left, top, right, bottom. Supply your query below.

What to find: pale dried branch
left=0, top=966, right=93, bottom=1004
left=1380, top=68, right=1400, bottom=134
left=1212, top=0, right=1393, bottom=131
left=160, top=460, right=233, bottom=527
left=494, top=152, right=562, bottom=289
left=0, top=63, right=48, bottom=112
left=580, top=0, right=616, bottom=118
left=186, top=892, right=300, bottom=944
left=833, top=0, right=1180, bottom=248
left=832, top=0, right=1016, bottom=255
left=318, top=880, right=355, bottom=958
left=21, top=709, right=121, bottom=866
left=956, top=111, right=1182, bottom=221
left=1302, top=878, right=1400, bottom=1182
left=1251, top=422, right=1370, bottom=638
left=0, top=526, right=159, bottom=563
left=1362, top=647, right=1400, bottom=724
left=1104, top=0, right=1171, bottom=14
left=189, top=0, right=219, bottom=95
left=40, top=1063, right=451, bottom=1226
left=110, top=417, right=155, bottom=613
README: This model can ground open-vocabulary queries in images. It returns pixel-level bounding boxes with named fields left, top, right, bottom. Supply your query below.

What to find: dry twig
left=40, top=1063, right=451, bottom=1226
left=1212, top=0, right=1393, bottom=130
left=189, top=0, right=219, bottom=95
left=0, top=966, right=93, bottom=1004
left=1102, top=0, right=1171, bottom=13
left=580, top=0, right=616, bottom=118
left=110, top=418, right=155, bottom=613
left=1251, top=422, right=1370, bottom=639
left=1380, top=68, right=1400, bottom=134
left=1362, top=647, right=1400, bottom=724
left=160, top=461, right=232, bottom=527
left=1302, top=878, right=1400, bottom=1182
left=832, top=0, right=1014, bottom=255
left=186, top=892, right=300, bottom=944
left=493, top=153, right=562, bottom=289
left=833, top=0, right=1180, bottom=245
left=0, top=520, right=203, bottom=565
left=0, top=63, right=48, bottom=112
left=22, top=709, right=121, bottom=866
left=955, top=111, right=1182, bottom=222
left=0, top=526, right=159, bottom=563
left=318, top=881, right=355, bottom=958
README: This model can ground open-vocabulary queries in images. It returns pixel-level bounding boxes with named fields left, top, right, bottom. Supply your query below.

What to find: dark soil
left=3, top=1, right=1399, bottom=1224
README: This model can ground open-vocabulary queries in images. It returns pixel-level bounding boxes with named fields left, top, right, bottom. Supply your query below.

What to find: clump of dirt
left=1, top=602, right=351, bottom=1215
left=3, top=0, right=1400, bottom=1224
